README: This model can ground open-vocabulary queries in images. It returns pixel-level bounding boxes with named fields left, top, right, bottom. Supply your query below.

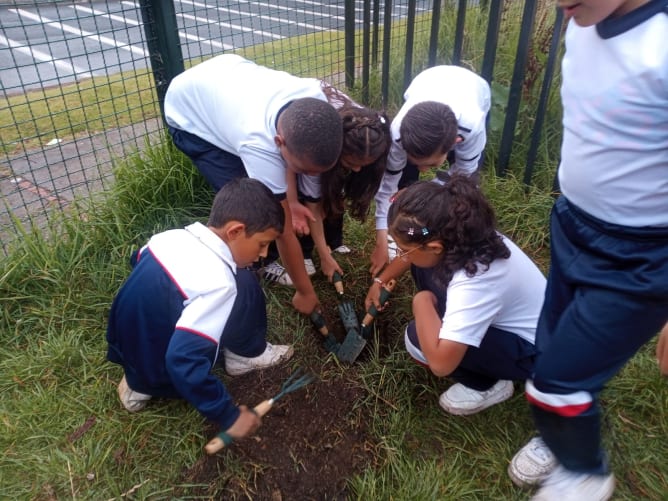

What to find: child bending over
left=370, top=65, right=491, bottom=275
left=267, top=85, right=391, bottom=285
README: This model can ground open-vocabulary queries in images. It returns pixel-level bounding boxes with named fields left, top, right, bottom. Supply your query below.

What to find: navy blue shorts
left=532, top=196, right=668, bottom=408
left=169, top=126, right=247, bottom=192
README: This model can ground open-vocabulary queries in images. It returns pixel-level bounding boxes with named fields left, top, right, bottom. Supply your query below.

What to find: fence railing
left=0, top=0, right=564, bottom=257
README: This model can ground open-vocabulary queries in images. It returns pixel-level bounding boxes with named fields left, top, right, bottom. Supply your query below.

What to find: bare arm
left=286, top=168, right=315, bottom=236
left=364, top=256, right=410, bottom=311
left=277, top=199, right=319, bottom=315
left=304, top=200, right=342, bottom=281
left=657, top=322, right=668, bottom=376
left=370, top=228, right=390, bottom=276
left=412, top=291, right=468, bottom=377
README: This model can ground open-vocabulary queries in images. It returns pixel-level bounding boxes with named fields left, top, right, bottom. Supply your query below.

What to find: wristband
left=373, top=277, right=386, bottom=288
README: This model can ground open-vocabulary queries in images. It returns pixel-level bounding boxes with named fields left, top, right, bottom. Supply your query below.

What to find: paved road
left=0, top=0, right=434, bottom=255
left=0, top=0, right=433, bottom=95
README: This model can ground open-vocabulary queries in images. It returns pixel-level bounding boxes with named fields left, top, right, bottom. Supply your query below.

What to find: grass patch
left=1, top=141, right=666, bottom=499
left=2, top=3, right=664, bottom=498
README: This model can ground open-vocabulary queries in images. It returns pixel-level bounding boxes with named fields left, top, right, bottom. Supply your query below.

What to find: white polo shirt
left=375, top=65, right=491, bottom=230
left=164, top=54, right=327, bottom=195
left=439, top=237, right=546, bottom=347
left=558, top=9, right=668, bottom=227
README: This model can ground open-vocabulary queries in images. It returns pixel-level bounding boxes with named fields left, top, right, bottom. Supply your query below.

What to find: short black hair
left=208, top=178, right=284, bottom=235
left=399, top=101, right=458, bottom=158
left=280, top=97, right=343, bottom=170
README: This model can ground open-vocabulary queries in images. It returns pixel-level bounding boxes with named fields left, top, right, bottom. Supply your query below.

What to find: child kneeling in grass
left=365, top=175, right=546, bottom=415
left=106, top=178, right=293, bottom=441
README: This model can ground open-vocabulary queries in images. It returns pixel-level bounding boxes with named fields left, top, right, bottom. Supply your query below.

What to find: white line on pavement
left=10, top=8, right=149, bottom=58
left=0, top=33, right=94, bottom=80
left=72, top=4, right=233, bottom=50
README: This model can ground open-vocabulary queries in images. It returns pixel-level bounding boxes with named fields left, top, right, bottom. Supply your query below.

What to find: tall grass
left=1, top=139, right=665, bottom=499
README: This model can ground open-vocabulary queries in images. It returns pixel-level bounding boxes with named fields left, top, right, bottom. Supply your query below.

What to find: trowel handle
left=332, top=271, right=344, bottom=295
left=310, top=310, right=329, bottom=336
left=204, top=400, right=274, bottom=455
left=362, top=279, right=396, bottom=326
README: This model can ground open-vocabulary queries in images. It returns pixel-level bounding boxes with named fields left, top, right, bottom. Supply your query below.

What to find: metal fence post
left=138, top=0, right=184, bottom=123
left=345, top=0, right=356, bottom=89
left=362, top=0, right=372, bottom=103
left=428, top=0, right=442, bottom=67
left=480, top=0, right=503, bottom=83
left=452, top=0, right=467, bottom=65
left=403, top=0, right=417, bottom=91
left=496, top=0, right=538, bottom=176
left=524, top=8, right=564, bottom=186
left=381, top=0, right=393, bottom=107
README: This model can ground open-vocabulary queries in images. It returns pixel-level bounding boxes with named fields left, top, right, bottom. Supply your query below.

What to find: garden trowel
left=332, top=271, right=366, bottom=363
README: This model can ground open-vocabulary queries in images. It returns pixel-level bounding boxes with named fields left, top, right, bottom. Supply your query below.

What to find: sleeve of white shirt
left=451, top=126, right=486, bottom=176
left=374, top=141, right=407, bottom=230
left=238, top=145, right=287, bottom=196
left=439, top=274, right=501, bottom=347
left=297, top=173, right=322, bottom=200
left=176, top=286, right=235, bottom=341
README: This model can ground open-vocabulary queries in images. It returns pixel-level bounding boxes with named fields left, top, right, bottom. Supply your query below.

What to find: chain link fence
left=0, top=0, right=562, bottom=257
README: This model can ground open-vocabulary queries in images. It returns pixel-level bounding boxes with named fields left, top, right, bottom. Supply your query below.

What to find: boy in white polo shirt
left=509, top=1, right=668, bottom=499
left=107, top=178, right=292, bottom=443
left=164, top=54, right=343, bottom=317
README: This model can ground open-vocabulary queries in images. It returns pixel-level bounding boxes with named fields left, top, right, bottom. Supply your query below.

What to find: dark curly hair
left=399, top=101, right=458, bottom=159
left=387, top=175, right=509, bottom=285
left=320, top=84, right=391, bottom=221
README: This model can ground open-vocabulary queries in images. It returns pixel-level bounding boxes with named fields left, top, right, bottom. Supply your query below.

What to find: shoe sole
left=439, top=383, right=514, bottom=416
left=508, top=463, right=547, bottom=488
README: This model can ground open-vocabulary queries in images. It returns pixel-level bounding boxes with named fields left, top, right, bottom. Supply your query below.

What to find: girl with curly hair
left=365, top=175, right=546, bottom=416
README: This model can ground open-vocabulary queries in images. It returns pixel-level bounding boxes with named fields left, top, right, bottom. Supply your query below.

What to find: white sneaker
left=508, top=437, right=558, bottom=487
left=224, top=343, right=294, bottom=376
left=304, top=258, right=316, bottom=275
left=531, top=466, right=615, bottom=501
left=332, top=245, right=351, bottom=254
left=387, top=235, right=398, bottom=260
left=117, top=375, right=151, bottom=412
left=438, top=380, right=514, bottom=415
left=262, top=260, right=315, bottom=287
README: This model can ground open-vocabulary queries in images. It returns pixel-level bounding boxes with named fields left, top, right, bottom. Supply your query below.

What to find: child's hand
left=369, top=244, right=389, bottom=277
left=288, top=200, right=315, bottom=237
left=292, top=290, right=319, bottom=316
left=364, top=281, right=384, bottom=311
left=225, top=405, right=262, bottom=439
left=657, top=322, right=668, bottom=376
left=321, top=254, right=343, bottom=282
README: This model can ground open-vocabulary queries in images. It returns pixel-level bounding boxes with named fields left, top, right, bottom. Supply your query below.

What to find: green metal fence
left=0, top=0, right=563, bottom=257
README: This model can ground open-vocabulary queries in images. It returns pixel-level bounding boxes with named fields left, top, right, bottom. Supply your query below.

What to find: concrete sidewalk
left=1, top=117, right=163, bottom=255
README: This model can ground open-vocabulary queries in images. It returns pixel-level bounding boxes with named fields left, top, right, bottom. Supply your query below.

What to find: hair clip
left=378, top=115, right=386, bottom=124
left=422, top=227, right=429, bottom=236
left=407, top=227, right=414, bottom=236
